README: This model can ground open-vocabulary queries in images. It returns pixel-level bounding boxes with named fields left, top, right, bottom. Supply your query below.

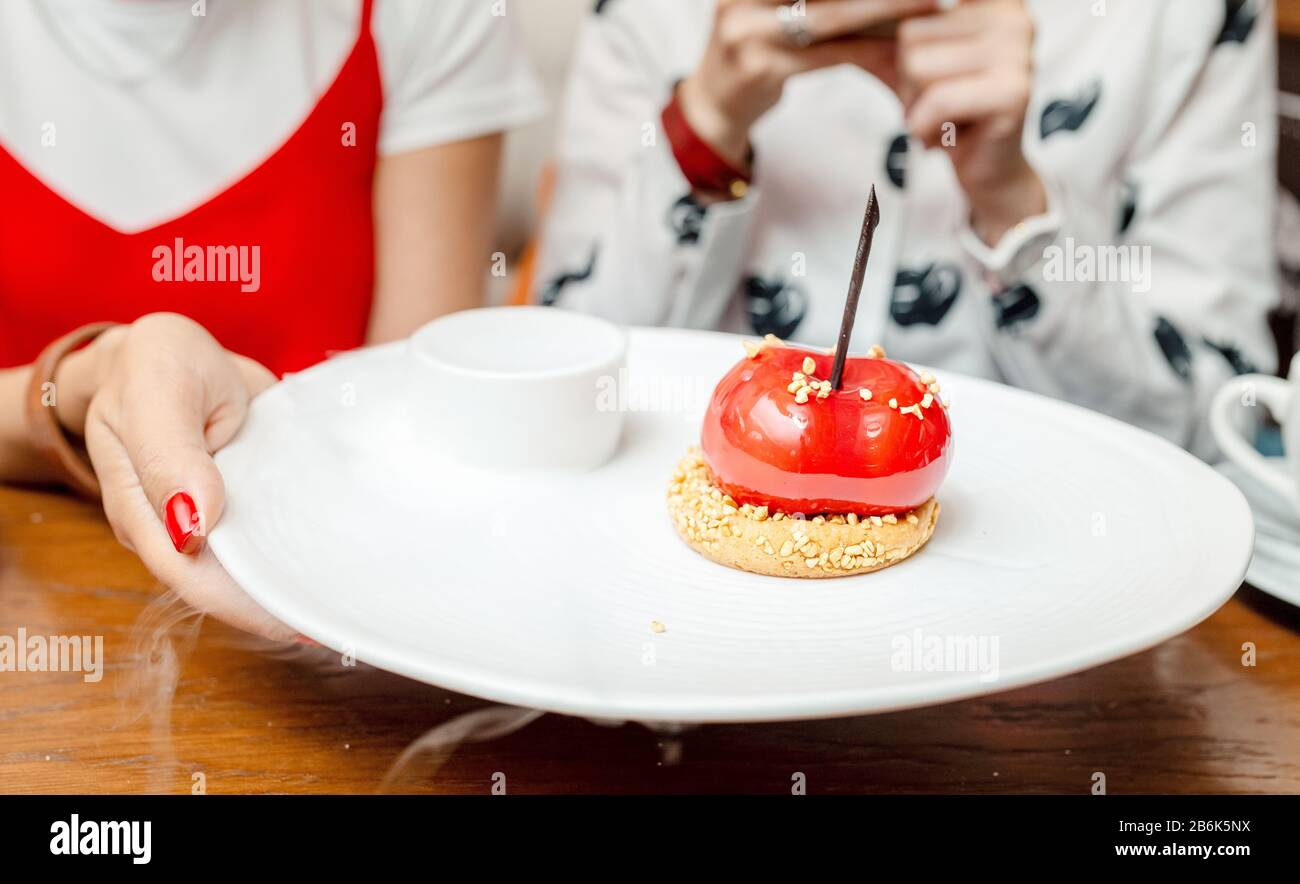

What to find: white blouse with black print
left=535, top=0, right=1278, bottom=459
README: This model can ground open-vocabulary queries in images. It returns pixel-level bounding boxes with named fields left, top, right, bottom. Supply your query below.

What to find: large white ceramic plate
left=211, top=328, right=1253, bottom=723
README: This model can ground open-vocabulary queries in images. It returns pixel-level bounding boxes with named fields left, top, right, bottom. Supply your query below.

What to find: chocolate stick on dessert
left=829, top=185, right=881, bottom=390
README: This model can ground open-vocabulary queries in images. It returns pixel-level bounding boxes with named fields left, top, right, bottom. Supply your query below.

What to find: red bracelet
left=661, top=87, right=752, bottom=199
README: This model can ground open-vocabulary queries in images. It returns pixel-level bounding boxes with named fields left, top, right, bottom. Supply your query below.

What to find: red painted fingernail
left=294, top=634, right=322, bottom=647
left=163, top=491, right=204, bottom=555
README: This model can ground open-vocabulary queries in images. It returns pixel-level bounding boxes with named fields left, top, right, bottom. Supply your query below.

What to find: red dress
left=0, top=0, right=381, bottom=376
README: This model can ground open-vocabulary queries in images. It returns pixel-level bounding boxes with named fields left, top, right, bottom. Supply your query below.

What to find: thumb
left=118, top=370, right=245, bottom=556
left=158, top=452, right=224, bottom=557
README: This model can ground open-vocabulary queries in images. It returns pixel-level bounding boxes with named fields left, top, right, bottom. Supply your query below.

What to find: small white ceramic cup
left=1209, top=355, right=1300, bottom=515
left=408, top=306, right=627, bottom=471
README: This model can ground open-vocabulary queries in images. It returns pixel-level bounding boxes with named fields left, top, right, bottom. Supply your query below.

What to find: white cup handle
left=1209, top=373, right=1298, bottom=508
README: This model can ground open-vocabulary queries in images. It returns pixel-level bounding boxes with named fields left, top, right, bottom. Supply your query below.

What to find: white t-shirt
left=0, top=0, right=545, bottom=234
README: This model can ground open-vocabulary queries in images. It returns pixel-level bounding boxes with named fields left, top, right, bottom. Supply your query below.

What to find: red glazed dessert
left=702, top=339, right=952, bottom=516
left=667, top=337, right=952, bottom=578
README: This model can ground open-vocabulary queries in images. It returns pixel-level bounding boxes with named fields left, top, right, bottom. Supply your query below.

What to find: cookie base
left=666, top=449, right=939, bottom=578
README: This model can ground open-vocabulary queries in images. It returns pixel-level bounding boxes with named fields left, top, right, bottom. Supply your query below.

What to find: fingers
left=696, top=0, right=941, bottom=146
left=897, top=0, right=988, bottom=42
left=88, top=416, right=295, bottom=641
left=96, top=315, right=262, bottom=556
left=169, top=548, right=298, bottom=643
left=85, top=416, right=148, bottom=555
left=906, top=72, right=1023, bottom=146
left=895, top=0, right=1034, bottom=145
left=896, top=36, right=987, bottom=108
left=203, top=354, right=277, bottom=455
left=83, top=315, right=294, bottom=643
left=233, top=355, right=278, bottom=398
left=801, top=0, right=937, bottom=42
left=899, top=38, right=987, bottom=86
left=114, top=362, right=235, bottom=555
left=784, top=35, right=899, bottom=86
left=722, top=0, right=937, bottom=46
left=898, top=2, right=1032, bottom=77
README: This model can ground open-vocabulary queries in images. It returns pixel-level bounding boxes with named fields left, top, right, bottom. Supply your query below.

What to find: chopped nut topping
left=651, top=621, right=666, bottom=634
left=666, top=449, right=928, bottom=572
left=744, top=335, right=793, bottom=359
left=859, top=389, right=872, bottom=401
left=900, top=403, right=924, bottom=419
left=867, top=344, right=886, bottom=359
left=921, top=392, right=934, bottom=409
left=787, top=360, right=841, bottom=406
left=888, top=398, right=898, bottom=409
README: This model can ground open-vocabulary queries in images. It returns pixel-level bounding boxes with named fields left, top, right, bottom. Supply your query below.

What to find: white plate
left=1215, top=460, right=1300, bottom=606
left=211, top=328, right=1253, bottom=723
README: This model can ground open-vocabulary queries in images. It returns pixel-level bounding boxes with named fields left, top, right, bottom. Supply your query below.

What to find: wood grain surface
left=1281, top=0, right=1300, bottom=38
left=1, top=484, right=1298, bottom=795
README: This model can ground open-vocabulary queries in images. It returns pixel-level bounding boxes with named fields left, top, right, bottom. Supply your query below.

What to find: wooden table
left=2, top=484, right=1298, bottom=795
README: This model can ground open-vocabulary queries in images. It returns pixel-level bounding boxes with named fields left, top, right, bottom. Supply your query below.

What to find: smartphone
left=860, top=20, right=903, bottom=38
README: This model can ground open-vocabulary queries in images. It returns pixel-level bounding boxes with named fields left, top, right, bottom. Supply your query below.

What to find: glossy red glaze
left=700, top=346, right=953, bottom=515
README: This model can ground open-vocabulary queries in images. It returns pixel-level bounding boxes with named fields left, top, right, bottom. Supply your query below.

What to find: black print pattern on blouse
left=1202, top=338, right=1256, bottom=375
left=891, top=263, right=962, bottom=327
left=992, top=284, right=1041, bottom=330
left=538, top=247, right=597, bottom=307
left=668, top=194, right=707, bottom=245
left=885, top=134, right=909, bottom=189
left=1118, top=180, right=1138, bottom=234
left=1040, top=80, right=1101, bottom=139
left=1154, top=316, right=1193, bottom=381
left=1216, top=0, right=1259, bottom=44
left=745, top=275, right=808, bottom=339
